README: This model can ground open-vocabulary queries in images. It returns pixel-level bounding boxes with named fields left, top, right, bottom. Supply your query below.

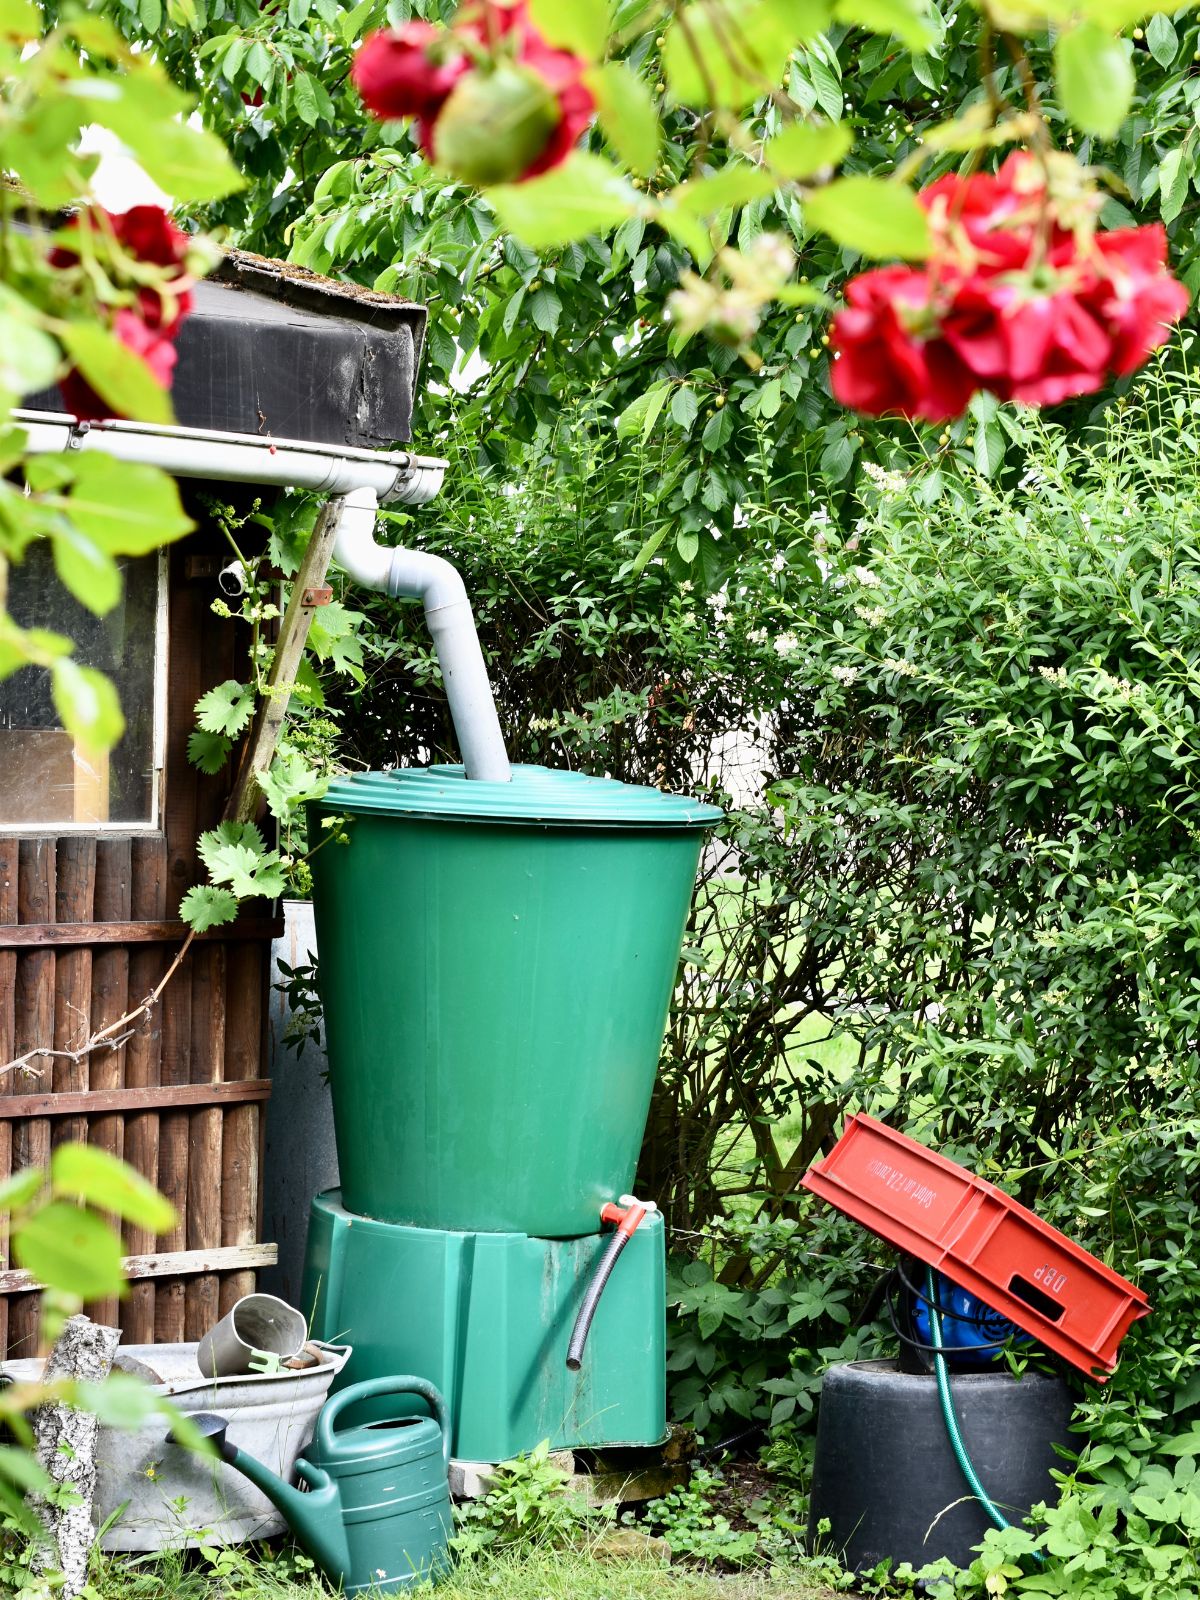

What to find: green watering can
left=187, top=1376, right=452, bottom=1593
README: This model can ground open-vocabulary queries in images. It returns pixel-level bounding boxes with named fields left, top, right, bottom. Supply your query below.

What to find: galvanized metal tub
left=4, top=1341, right=350, bottom=1550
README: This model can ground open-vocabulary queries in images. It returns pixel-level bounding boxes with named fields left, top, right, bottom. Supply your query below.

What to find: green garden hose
left=925, top=1264, right=1044, bottom=1561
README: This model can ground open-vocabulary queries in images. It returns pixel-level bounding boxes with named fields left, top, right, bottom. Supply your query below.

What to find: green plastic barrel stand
left=303, top=1190, right=667, bottom=1463
left=308, top=765, right=721, bottom=1237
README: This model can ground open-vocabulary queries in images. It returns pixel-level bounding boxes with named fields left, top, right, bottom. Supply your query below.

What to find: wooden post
left=231, top=497, right=346, bottom=824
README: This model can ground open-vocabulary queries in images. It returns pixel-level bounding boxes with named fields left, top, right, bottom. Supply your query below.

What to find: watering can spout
left=183, top=1414, right=352, bottom=1583
left=234, top=1451, right=351, bottom=1581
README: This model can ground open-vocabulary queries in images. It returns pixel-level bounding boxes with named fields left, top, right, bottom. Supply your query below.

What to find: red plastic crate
left=802, top=1113, right=1150, bottom=1379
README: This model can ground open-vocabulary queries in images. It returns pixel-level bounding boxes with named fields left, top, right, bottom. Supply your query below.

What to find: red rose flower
left=351, top=22, right=469, bottom=120
left=1085, top=224, right=1191, bottom=376
left=53, top=207, right=193, bottom=420
left=495, top=4, right=595, bottom=180
left=355, top=0, right=594, bottom=184
left=942, top=275, right=1113, bottom=407
left=920, top=158, right=1044, bottom=274
left=110, top=205, right=190, bottom=269
left=830, top=267, right=976, bottom=423
left=58, top=310, right=179, bottom=423
left=832, top=156, right=1188, bottom=422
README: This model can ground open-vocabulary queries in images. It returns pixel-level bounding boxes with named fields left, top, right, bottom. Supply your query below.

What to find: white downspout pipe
left=16, top=410, right=512, bottom=783
left=333, top=488, right=511, bottom=783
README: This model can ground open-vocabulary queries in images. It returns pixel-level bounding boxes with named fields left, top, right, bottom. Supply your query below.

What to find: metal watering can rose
left=182, top=1375, right=453, bottom=1593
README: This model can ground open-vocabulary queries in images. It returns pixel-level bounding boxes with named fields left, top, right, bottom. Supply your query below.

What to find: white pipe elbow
left=331, top=487, right=391, bottom=588
left=329, top=490, right=511, bottom=785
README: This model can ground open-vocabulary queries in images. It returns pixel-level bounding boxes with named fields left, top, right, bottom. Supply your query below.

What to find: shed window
left=0, top=545, right=166, bottom=830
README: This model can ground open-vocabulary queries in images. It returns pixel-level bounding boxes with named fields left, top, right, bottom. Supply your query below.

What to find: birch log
left=29, top=1315, right=121, bottom=1599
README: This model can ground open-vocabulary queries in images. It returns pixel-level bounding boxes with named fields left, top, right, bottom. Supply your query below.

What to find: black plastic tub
left=807, top=1359, right=1076, bottom=1573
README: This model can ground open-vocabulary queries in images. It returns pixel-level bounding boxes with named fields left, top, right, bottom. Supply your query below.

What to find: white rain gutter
left=16, top=410, right=512, bottom=783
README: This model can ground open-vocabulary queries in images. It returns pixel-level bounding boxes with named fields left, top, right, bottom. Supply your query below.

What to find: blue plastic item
left=912, top=1272, right=1027, bottom=1369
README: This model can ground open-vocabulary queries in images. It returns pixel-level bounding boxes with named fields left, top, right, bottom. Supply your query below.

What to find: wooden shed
left=0, top=254, right=426, bottom=1359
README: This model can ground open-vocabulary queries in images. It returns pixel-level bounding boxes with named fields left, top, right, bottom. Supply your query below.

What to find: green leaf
left=258, top=750, right=327, bottom=820
left=656, top=204, right=715, bottom=267
left=195, top=679, right=256, bottom=737
left=0, top=1447, right=52, bottom=1496
left=0, top=0, right=39, bottom=39
left=293, top=70, right=320, bottom=127
left=51, top=1145, right=177, bottom=1234
left=1055, top=25, right=1134, bottom=140
left=805, top=176, right=930, bottom=259
left=131, top=119, right=245, bottom=201
left=13, top=1202, right=126, bottom=1299
left=51, top=526, right=121, bottom=617
left=188, top=728, right=232, bottom=774
left=65, top=455, right=194, bottom=554
left=757, top=377, right=782, bottom=418
left=806, top=55, right=844, bottom=120
left=1158, top=144, right=1189, bottom=224
left=74, top=65, right=245, bottom=204
left=179, top=884, right=239, bottom=931
left=616, top=381, right=670, bottom=441
left=245, top=39, right=271, bottom=83
left=586, top=62, right=660, bottom=175
left=702, top=403, right=734, bottom=450
left=221, top=37, right=247, bottom=82
left=0, top=1167, right=44, bottom=1212
left=763, top=120, right=853, bottom=179
left=672, top=165, right=778, bottom=216
left=0, top=312, right=59, bottom=396
left=528, top=0, right=610, bottom=61
left=677, top=528, right=700, bottom=562
left=486, top=153, right=637, bottom=248
left=197, top=820, right=286, bottom=898
left=198, top=819, right=266, bottom=871
left=71, top=1374, right=210, bottom=1455
left=58, top=323, right=174, bottom=426
left=51, top=660, right=125, bottom=751
left=664, top=0, right=829, bottom=110
left=820, top=431, right=855, bottom=482
left=630, top=525, right=669, bottom=576
left=671, top=385, right=700, bottom=432
left=1145, top=10, right=1178, bottom=66
left=974, top=420, right=1006, bottom=478
left=833, top=0, right=935, bottom=49
left=337, top=0, right=373, bottom=41
left=528, top=285, right=563, bottom=334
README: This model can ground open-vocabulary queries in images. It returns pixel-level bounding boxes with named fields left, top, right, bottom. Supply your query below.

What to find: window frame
left=0, top=547, right=170, bottom=836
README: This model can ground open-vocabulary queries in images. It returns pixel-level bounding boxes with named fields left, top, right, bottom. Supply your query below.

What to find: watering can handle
left=314, top=1375, right=452, bottom=1470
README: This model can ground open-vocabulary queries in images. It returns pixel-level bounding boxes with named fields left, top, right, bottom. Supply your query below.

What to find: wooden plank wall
left=0, top=519, right=279, bottom=1358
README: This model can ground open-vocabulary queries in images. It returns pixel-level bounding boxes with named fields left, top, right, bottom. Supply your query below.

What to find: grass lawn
left=86, top=1546, right=844, bottom=1600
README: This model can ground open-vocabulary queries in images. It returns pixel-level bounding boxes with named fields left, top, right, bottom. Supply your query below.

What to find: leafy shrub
left=453, top=1441, right=605, bottom=1556
left=638, top=1468, right=763, bottom=1567
left=332, top=366, right=1200, bottom=1458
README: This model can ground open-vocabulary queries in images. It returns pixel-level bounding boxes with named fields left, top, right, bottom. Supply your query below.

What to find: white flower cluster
left=666, top=233, right=797, bottom=347
left=1093, top=670, right=1141, bottom=703
left=831, top=664, right=859, bottom=685
left=1038, top=665, right=1068, bottom=684
left=861, top=461, right=907, bottom=496
left=881, top=657, right=918, bottom=678
left=853, top=565, right=881, bottom=588
left=854, top=604, right=888, bottom=627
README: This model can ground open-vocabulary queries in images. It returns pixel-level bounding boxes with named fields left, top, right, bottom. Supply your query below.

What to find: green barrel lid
left=315, top=763, right=723, bottom=829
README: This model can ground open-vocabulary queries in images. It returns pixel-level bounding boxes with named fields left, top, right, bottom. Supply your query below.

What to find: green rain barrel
left=307, top=764, right=721, bottom=1237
